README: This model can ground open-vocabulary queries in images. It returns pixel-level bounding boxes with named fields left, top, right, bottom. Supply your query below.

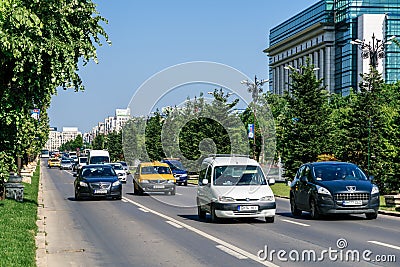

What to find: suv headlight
left=79, top=181, right=88, bottom=187
left=260, top=195, right=275, bottom=202
left=112, top=180, right=121, bottom=186
left=371, top=185, right=379, bottom=195
left=218, top=196, right=235, bottom=202
left=316, top=185, right=331, bottom=196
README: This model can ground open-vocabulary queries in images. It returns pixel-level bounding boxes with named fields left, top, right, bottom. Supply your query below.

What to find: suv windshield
left=213, top=165, right=266, bottom=186
left=312, top=164, right=368, bottom=181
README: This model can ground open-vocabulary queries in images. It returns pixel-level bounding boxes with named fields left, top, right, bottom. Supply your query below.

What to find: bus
left=41, top=149, right=50, bottom=158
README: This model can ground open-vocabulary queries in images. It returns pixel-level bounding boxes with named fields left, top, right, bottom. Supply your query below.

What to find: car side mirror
left=268, top=178, right=275, bottom=185
left=369, top=175, right=374, bottom=181
left=300, top=176, right=307, bottom=183
left=202, top=179, right=209, bottom=185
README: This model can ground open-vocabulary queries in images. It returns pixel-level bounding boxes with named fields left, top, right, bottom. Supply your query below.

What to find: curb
left=35, top=163, right=47, bottom=267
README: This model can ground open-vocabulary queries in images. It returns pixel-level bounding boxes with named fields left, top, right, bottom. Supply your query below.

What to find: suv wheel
left=290, top=195, right=302, bottom=216
left=365, top=212, right=378, bottom=220
left=310, top=198, right=320, bottom=219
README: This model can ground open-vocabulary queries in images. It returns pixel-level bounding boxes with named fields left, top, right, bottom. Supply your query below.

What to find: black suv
left=290, top=161, right=379, bottom=219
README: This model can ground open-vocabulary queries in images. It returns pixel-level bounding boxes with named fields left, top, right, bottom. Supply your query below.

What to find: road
left=41, top=161, right=400, bottom=267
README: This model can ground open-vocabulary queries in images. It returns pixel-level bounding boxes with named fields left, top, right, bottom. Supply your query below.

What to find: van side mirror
left=268, top=178, right=275, bottom=185
left=202, top=179, right=209, bottom=185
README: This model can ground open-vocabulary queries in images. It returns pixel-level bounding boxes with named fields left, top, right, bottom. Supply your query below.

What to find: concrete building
left=44, top=127, right=82, bottom=151
left=265, top=0, right=400, bottom=96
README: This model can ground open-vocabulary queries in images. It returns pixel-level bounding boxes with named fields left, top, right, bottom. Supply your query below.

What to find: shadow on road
left=178, top=214, right=270, bottom=224
left=276, top=211, right=367, bottom=221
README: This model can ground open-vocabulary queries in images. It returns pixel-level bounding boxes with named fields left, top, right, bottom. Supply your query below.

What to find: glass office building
left=265, top=0, right=400, bottom=95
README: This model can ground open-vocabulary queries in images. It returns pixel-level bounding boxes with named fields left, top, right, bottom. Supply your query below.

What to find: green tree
left=106, top=131, right=124, bottom=162
left=0, top=0, right=109, bottom=176
left=282, top=59, right=332, bottom=179
left=92, top=134, right=105, bottom=150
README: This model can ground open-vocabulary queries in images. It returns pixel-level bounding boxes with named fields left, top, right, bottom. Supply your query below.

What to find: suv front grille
left=335, top=193, right=369, bottom=201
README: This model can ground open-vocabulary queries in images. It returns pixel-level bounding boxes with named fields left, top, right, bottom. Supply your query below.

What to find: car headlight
left=316, top=185, right=331, bottom=196
left=371, top=185, right=379, bottom=195
left=167, top=180, right=175, bottom=184
left=260, top=195, right=275, bottom=202
left=218, top=196, right=235, bottom=202
left=79, top=181, right=88, bottom=187
left=140, top=179, right=149, bottom=183
left=181, top=174, right=188, bottom=178
left=112, top=180, right=121, bottom=186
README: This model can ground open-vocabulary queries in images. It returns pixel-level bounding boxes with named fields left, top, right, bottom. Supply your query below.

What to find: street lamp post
left=351, top=33, right=396, bottom=69
left=351, top=33, right=396, bottom=175
left=241, top=76, right=268, bottom=160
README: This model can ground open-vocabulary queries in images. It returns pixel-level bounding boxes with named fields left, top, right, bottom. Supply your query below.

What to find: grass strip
left=270, top=182, right=290, bottom=198
left=0, top=165, right=39, bottom=267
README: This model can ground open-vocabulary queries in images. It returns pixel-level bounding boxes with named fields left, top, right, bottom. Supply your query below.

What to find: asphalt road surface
left=41, top=161, right=400, bottom=267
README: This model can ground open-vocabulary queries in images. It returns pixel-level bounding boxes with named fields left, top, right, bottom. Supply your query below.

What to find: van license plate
left=342, top=200, right=362, bottom=206
left=238, top=206, right=258, bottom=211
left=94, top=189, right=107, bottom=194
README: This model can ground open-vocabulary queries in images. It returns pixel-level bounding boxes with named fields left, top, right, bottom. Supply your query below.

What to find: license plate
left=238, top=206, right=258, bottom=211
left=342, top=200, right=363, bottom=206
left=94, top=189, right=107, bottom=194
left=153, top=185, right=165, bottom=189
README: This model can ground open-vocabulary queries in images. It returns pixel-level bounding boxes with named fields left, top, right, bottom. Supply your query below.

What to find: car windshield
left=90, top=156, right=109, bottom=164
left=213, top=165, right=267, bottom=186
left=81, top=167, right=116, bottom=178
left=312, top=164, right=368, bottom=181
left=141, top=166, right=171, bottom=174
left=166, top=161, right=184, bottom=170
left=61, top=160, right=70, bottom=164
left=111, top=164, right=123, bottom=170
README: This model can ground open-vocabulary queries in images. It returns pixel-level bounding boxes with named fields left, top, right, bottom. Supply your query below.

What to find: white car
left=196, top=155, right=276, bottom=223
left=108, top=163, right=127, bottom=183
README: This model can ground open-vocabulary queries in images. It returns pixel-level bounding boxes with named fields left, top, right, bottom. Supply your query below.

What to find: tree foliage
left=0, top=0, right=109, bottom=176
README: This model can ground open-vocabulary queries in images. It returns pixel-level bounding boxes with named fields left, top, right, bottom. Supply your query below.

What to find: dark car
left=161, top=159, right=188, bottom=186
left=74, top=165, right=122, bottom=200
left=290, top=161, right=379, bottom=220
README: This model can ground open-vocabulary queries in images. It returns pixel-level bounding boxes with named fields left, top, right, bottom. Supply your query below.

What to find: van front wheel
left=210, top=204, right=219, bottom=223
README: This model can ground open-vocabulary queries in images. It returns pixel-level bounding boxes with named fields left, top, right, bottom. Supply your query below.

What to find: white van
left=87, top=150, right=110, bottom=165
left=196, top=155, right=276, bottom=223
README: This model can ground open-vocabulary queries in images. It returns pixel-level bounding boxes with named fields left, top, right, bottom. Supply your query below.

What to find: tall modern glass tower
left=265, top=0, right=400, bottom=95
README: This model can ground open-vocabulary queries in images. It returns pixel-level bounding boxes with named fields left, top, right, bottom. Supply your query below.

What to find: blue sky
left=48, top=0, right=317, bottom=133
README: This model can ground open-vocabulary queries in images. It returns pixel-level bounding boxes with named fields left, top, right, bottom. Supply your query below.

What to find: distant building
left=44, top=127, right=81, bottom=151
left=265, top=0, right=400, bottom=95
left=86, top=108, right=131, bottom=144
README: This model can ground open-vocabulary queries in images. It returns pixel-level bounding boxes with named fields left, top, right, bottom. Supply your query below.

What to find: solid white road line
left=122, top=197, right=279, bottom=267
left=281, top=219, right=310, bottom=227
left=175, top=193, right=183, bottom=196
left=368, top=241, right=400, bottom=251
left=138, top=208, right=150, bottom=213
left=216, top=245, right=248, bottom=260
left=121, top=199, right=128, bottom=203
left=166, top=221, right=183, bottom=229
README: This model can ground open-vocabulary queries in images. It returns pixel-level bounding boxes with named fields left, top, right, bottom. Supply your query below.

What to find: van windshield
left=213, top=165, right=267, bottom=186
left=90, top=156, right=109, bottom=164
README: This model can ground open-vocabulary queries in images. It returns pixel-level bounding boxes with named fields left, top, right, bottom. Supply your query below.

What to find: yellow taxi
left=133, top=161, right=176, bottom=195
left=47, top=157, right=61, bottom=168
